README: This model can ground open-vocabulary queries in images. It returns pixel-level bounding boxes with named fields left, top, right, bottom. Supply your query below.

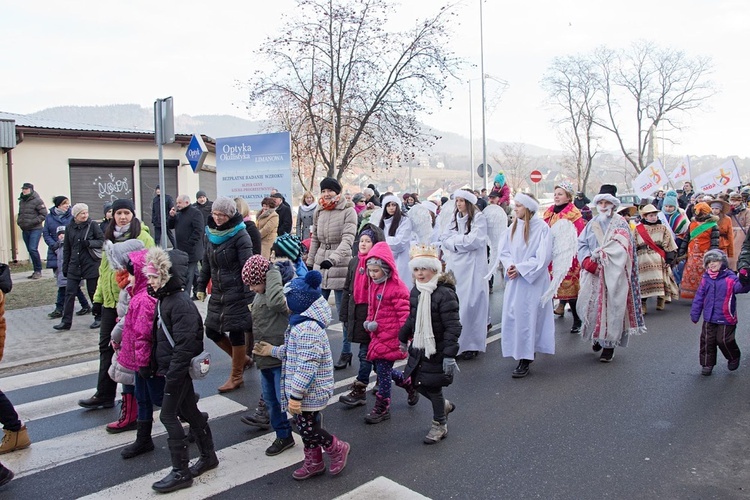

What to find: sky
left=2, top=0, right=749, bottom=159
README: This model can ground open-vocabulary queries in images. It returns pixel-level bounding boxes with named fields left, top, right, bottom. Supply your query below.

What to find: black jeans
left=160, top=375, right=206, bottom=439
left=53, top=268, right=88, bottom=311
left=206, top=327, right=245, bottom=347
left=417, top=385, right=446, bottom=424
left=95, top=307, right=118, bottom=401
left=0, top=390, right=22, bottom=432
left=61, top=276, right=97, bottom=326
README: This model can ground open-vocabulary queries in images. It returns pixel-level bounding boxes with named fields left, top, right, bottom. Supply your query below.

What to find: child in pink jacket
left=363, top=242, right=411, bottom=424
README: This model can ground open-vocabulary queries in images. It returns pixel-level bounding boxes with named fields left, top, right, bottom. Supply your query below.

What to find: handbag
left=0, top=262, right=12, bottom=294
left=108, top=350, right=136, bottom=385
left=158, top=304, right=211, bottom=379
left=82, top=222, right=103, bottom=260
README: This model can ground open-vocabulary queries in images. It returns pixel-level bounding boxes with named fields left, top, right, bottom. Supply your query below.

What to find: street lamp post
left=479, top=0, right=488, bottom=194
left=469, top=80, right=475, bottom=191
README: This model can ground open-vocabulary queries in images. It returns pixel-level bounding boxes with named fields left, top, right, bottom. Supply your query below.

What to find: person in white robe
left=379, top=195, right=415, bottom=288
left=498, top=193, right=554, bottom=378
left=439, top=190, right=489, bottom=359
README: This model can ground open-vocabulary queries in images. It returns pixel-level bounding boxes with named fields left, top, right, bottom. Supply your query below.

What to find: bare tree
left=244, top=0, right=463, bottom=184
left=541, top=55, right=601, bottom=193
left=592, top=40, right=715, bottom=174
left=492, top=143, right=531, bottom=193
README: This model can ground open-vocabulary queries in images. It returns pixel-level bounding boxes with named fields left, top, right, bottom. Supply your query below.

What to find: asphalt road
left=2, top=288, right=749, bottom=499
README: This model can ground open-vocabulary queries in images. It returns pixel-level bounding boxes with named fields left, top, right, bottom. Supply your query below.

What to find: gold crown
left=409, top=243, right=439, bottom=260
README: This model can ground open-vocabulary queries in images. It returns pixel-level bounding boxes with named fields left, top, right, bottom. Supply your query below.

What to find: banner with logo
left=692, top=159, right=742, bottom=195
left=216, top=132, right=292, bottom=211
left=668, top=156, right=691, bottom=185
left=631, top=159, right=669, bottom=199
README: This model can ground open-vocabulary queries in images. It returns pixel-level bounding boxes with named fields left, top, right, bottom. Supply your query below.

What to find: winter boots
left=656, top=296, right=666, bottom=311
left=189, top=422, right=219, bottom=477
left=217, top=346, right=246, bottom=393
left=324, top=436, right=350, bottom=475
left=339, top=381, right=367, bottom=407
left=121, top=420, right=154, bottom=459
left=0, top=464, right=13, bottom=488
left=152, top=438, right=193, bottom=493
left=641, top=299, right=648, bottom=315
left=424, top=420, right=448, bottom=444
left=240, top=398, right=271, bottom=429
left=293, top=446, right=326, bottom=480
left=106, top=393, right=137, bottom=433
left=512, top=359, right=531, bottom=378
left=0, top=425, right=31, bottom=454
left=554, top=301, right=565, bottom=316
left=364, top=395, right=390, bottom=424
left=394, top=376, right=419, bottom=406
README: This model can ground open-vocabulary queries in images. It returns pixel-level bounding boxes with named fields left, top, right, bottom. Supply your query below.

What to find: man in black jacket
left=192, top=190, right=213, bottom=226
left=152, top=185, right=176, bottom=248
left=271, top=193, right=293, bottom=236
left=16, top=182, right=47, bottom=279
left=168, top=195, right=204, bottom=298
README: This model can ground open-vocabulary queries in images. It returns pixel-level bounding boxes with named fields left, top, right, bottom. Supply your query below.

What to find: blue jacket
left=691, top=267, right=750, bottom=325
left=43, top=208, right=73, bottom=268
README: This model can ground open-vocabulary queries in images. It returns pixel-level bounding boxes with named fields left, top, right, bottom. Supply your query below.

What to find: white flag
left=669, top=156, right=691, bottom=184
left=692, top=160, right=742, bottom=195
left=631, top=159, right=669, bottom=199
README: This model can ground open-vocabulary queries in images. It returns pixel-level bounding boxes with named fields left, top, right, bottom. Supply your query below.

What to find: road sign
left=530, top=170, right=543, bottom=183
left=186, top=134, right=208, bottom=173
left=477, top=163, right=493, bottom=178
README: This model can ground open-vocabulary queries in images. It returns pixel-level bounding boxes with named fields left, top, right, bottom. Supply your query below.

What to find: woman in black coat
left=234, top=197, right=262, bottom=255
left=196, top=197, right=254, bottom=393
left=54, top=203, right=104, bottom=331
left=145, top=248, right=217, bottom=493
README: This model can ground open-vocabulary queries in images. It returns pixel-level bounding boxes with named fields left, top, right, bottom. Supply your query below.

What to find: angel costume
left=440, top=204, right=490, bottom=355
left=498, top=217, right=555, bottom=360
left=382, top=216, right=414, bottom=288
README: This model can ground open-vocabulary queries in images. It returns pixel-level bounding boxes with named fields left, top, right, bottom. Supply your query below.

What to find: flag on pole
left=692, top=159, right=742, bottom=195
left=631, top=159, right=669, bottom=199
left=669, top=156, right=691, bottom=184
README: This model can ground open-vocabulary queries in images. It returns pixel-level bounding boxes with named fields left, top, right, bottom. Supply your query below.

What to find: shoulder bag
left=158, top=303, right=211, bottom=379
left=83, top=222, right=103, bottom=260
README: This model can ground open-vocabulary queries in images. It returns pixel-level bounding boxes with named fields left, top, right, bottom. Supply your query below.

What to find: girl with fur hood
left=145, top=247, right=218, bottom=493
left=396, top=244, right=461, bottom=444
left=690, top=249, right=750, bottom=375
left=361, top=242, right=411, bottom=424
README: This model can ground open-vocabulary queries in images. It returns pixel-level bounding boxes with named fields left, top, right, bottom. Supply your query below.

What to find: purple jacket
left=690, top=267, right=750, bottom=325
left=118, top=249, right=157, bottom=371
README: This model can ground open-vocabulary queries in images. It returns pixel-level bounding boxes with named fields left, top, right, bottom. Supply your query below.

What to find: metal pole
left=469, top=81, right=474, bottom=190
left=155, top=100, right=168, bottom=249
left=479, top=0, right=488, bottom=194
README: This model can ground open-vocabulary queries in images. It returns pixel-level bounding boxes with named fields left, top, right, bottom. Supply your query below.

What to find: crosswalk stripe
left=14, top=388, right=93, bottom=422
left=334, top=476, right=431, bottom=499
left=0, top=360, right=99, bottom=391
left=79, top=432, right=304, bottom=499
left=2, top=395, right=247, bottom=479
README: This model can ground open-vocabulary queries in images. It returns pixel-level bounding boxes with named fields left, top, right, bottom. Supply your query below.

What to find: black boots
left=152, top=438, right=193, bottom=493
left=189, top=422, right=219, bottom=477
left=121, top=420, right=155, bottom=459
left=334, top=352, right=353, bottom=370
left=339, top=381, right=367, bottom=407
left=512, top=359, right=531, bottom=378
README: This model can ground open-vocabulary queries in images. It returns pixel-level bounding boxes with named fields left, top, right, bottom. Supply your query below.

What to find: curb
left=0, top=347, right=98, bottom=374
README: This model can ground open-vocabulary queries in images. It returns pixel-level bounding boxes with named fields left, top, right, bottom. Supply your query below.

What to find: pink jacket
left=117, top=249, right=157, bottom=371
left=365, top=242, right=410, bottom=362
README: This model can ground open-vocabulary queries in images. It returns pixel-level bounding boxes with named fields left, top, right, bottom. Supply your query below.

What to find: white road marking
left=334, top=476, right=431, bottom=499
left=15, top=389, right=93, bottom=422
left=0, top=360, right=99, bottom=391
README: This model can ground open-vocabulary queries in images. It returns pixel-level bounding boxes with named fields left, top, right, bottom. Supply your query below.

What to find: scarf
left=354, top=204, right=366, bottom=214
left=205, top=221, right=246, bottom=245
left=299, top=202, right=318, bottom=213
left=731, top=205, right=746, bottom=216
left=54, top=207, right=67, bottom=217
left=289, top=313, right=325, bottom=330
left=412, top=274, right=439, bottom=358
left=352, top=253, right=370, bottom=304
left=319, top=196, right=340, bottom=211
left=258, top=207, right=275, bottom=220
left=114, top=224, right=131, bottom=240
left=707, top=269, right=719, bottom=279
left=552, top=203, right=568, bottom=214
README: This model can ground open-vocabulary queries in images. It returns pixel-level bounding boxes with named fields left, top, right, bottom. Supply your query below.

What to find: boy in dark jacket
left=144, top=248, right=218, bottom=493
left=690, top=249, right=750, bottom=376
left=396, top=244, right=461, bottom=444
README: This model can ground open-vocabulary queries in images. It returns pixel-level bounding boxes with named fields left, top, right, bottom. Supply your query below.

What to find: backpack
left=0, top=262, right=12, bottom=294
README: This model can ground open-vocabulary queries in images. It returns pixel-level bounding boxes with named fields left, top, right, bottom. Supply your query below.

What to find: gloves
left=138, top=366, right=153, bottom=379
left=92, top=302, right=102, bottom=317
left=253, top=341, right=273, bottom=357
left=399, top=342, right=409, bottom=353
left=443, top=357, right=459, bottom=376
left=287, top=398, right=302, bottom=415
left=740, top=268, right=750, bottom=286
left=80, top=239, right=90, bottom=248
left=319, top=260, right=333, bottom=270
left=196, top=291, right=206, bottom=302
left=582, top=256, right=599, bottom=275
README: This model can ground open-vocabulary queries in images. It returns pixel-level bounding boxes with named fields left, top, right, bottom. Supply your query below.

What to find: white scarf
left=412, top=274, right=439, bottom=358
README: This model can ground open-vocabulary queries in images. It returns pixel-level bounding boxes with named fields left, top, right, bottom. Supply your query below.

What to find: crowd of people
left=3, top=173, right=750, bottom=492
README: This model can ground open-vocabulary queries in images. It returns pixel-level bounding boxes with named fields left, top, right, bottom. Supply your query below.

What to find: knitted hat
left=703, top=249, right=728, bottom=268
left=56, top=225, right=66, bottom=235
left=242, top=254, right=271, bottom=286
left=103, top=201, right=113, bottom=215
left=366, top=257, right=392, bottom=277
left=693, top=202, right=711, bottom=216
left=285, top=270, right=323, bottom=313
left=52, top=196, right=69, bottom=208
left=111, top=198, right=135, bottom=216
left=72, top=203, right=89, bottom=218
left=320, top=177, right=342, bottom=194
left=273, top=234, right=303, bottom=261
left=212, top=196, right=237, bottom=216
left=104, top=239, right=147, bottom=270
left=662, top=190, right=678, bottom=208
left=352, top=193, right=365, bottom=203
left=493, top=172, right=506, bottom=188
left=196, top=190, right=207, bottom=199
left=408, top=243, right=441, bottom=272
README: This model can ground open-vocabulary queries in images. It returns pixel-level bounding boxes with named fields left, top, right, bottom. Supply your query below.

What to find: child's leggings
left=373, top=359, right=394, bottom=400
left=700, top=321, right=740, bottom=367
left=294, top=411, right=333, bottom=449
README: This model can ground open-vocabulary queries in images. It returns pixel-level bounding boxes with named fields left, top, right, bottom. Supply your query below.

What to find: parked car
left=617, top=193, right=641, bottom=206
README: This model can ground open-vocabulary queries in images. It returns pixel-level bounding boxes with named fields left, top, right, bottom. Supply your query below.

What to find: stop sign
left=530, top=170, right=543, bottom=183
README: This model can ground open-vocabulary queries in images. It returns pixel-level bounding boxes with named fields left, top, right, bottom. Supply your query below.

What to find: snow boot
left=324, top=436, right=350, bottom=476
left=394, top=376, right=419, bottom=406
left=121, top=420, right=155, bottom=459
left=339, top=381, right=367, bottom=407
left=152, top=438, right=193, bottom=493
left=106, top=393, right=137, bottom=433
left=656, top=296, right=666, bottom=310
left=189, top=421, right=219, bottom=477
left=292, top=446, right=326, bottom=480
left=424, top=420, right=447, bottom=444
left=240, top=398, right=270, bottom=429
left=364, top=395, right=391, bottom=424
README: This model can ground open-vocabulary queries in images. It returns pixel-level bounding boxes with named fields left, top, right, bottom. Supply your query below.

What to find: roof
left=0, top=111, right=151, bottom=134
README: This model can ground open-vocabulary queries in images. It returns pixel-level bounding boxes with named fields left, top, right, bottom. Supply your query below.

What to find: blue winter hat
left=285, top=270, right=323, bottom=313
left=662, top=190, right=678, bottom=209
left=493, top=172, right=506, bottom=188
